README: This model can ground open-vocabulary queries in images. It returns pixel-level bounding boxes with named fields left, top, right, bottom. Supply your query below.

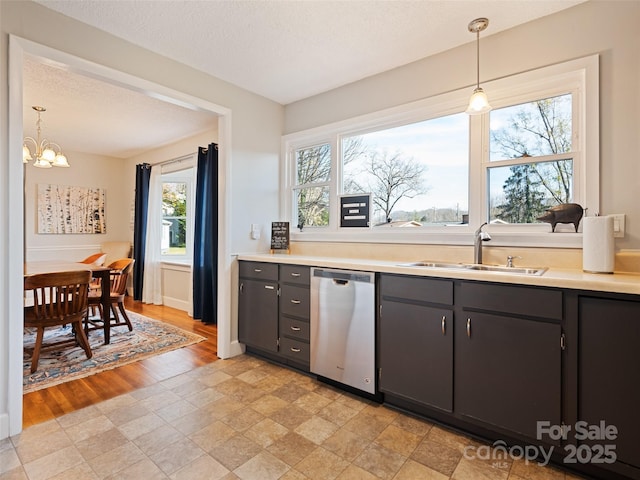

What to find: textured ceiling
left=36, top=0, right=585, bottom=104
left=23, top=57, right=217, bottom=159
left=24, top=0, right=585, bottom=159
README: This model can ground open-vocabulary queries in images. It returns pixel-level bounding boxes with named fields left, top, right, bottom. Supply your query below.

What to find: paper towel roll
left=582, top=215, right=615, bottom=273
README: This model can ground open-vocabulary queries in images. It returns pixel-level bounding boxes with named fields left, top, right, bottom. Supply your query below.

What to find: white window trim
left=160, top=160, right=196, bottom=263
left=282, top=55, right=599, bottom=248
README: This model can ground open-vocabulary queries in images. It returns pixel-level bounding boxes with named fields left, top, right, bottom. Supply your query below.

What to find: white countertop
left=237, top=253, right=640, bottom=296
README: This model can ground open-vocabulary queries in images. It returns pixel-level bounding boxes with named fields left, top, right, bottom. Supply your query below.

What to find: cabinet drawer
left=280, top=264, right=310, bottom=285
left=280, top=316, right=310, bottom=342
left=279, top=337, right=310, bottom=364
left=380, top=274, right=453, bottom=306
left=280, top=284, right=310, bottom=319
left=460, top=282, right=562, bottom=320
left=239, top=261, right=278, bottom=281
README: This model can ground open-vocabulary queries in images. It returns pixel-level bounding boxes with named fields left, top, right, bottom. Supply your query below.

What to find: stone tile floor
left=1, top=355, right=587, bottom=480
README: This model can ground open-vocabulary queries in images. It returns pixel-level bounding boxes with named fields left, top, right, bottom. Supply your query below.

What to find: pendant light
left=465, top=17, right=492, bottom=115
left=23, top=106, right=70, bottom=168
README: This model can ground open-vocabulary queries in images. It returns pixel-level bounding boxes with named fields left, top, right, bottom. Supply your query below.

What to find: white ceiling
left=25, top=0, right=585, bottom=159
left=22, top=57, right=217, bottom=159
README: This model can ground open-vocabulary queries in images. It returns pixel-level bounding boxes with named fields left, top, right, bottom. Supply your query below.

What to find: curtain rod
left=150, top=152, right=197, bottom=168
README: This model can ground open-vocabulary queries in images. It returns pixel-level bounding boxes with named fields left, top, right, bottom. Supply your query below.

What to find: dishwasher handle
left=312, top=268, right=374, bottom=284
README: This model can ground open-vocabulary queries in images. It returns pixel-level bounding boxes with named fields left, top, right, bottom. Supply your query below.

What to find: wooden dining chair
left=80, top=253, right=107, bottom=266
left=24, top=270, right=93, bottom=373
left=80, top=253, right=108, bottom=297
left=85, top=258, right=135, bottom=337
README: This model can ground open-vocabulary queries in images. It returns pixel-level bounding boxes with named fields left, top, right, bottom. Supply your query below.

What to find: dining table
left=24, top=260, right=114, bottom=344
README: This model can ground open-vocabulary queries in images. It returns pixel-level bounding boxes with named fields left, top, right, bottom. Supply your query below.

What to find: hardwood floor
left=22, top=297, right=218, bottom=429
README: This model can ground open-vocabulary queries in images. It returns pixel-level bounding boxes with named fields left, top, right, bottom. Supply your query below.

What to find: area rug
left=23, top=311, right=206, bottom=394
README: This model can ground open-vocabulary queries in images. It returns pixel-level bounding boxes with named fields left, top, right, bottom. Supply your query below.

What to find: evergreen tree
left=497, top=164, right=547, bottom=223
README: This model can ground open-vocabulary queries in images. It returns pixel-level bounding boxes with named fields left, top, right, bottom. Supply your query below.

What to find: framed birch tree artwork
left=37, top=184, right=106, bottom=234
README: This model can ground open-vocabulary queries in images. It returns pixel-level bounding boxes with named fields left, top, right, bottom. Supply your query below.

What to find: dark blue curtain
left=133, top=163, right=151, bottom=300
left=192, top=144, right=218, bottom=324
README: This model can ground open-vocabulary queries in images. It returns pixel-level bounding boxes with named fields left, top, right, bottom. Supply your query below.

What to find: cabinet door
left=455, top=312, right=561, bottom=439
left=238, top=278, right=278, bottom=352
left=579, top=296, right=640, bottom=468
left=379, top=299, right=453, bottom=412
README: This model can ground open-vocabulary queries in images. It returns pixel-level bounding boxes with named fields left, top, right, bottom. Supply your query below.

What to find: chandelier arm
left=23, top=137, right=37, bottom=148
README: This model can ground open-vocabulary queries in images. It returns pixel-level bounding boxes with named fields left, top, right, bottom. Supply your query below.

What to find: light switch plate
left=611, top=214, right=625, bottom=238
left=250, top=224, right=261, bottom=240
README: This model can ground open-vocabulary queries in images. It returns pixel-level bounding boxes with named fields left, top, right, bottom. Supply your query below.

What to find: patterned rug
left=23, top=311, right=206, bottom=394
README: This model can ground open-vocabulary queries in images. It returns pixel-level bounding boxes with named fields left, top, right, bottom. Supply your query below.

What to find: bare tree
left=346, top=150, right=428, bottom=221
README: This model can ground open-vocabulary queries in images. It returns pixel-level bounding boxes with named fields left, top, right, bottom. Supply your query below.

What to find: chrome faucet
left=506, top=255, right=521, bottom=268
left=473, top=222, right=491, bottom=264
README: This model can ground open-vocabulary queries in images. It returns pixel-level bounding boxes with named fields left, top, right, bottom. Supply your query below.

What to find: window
left=487, top=94, right=575, bottom=225
left=342, top=113, right=469, bottom=226
left=161, top=168, right=194, bottom=260
left=294, top=143, right=331, bottom=229
left=283, top=55, right=598, bottom=246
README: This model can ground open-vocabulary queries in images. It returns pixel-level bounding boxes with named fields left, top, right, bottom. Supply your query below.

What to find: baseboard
left=162, top=296, right=189, bottom=312
left=0, top=412, right=10, bottom=440
left=221, top=340, right=245, bottom=359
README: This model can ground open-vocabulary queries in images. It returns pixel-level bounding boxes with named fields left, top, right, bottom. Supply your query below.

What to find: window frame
left=282, top=55, right=599, bottom=248
left=159, top=163, right=195, bottom=263
left=292, top=142, right=333, bottom=229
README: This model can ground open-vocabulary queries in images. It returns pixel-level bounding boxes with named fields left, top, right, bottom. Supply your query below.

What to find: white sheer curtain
left=142, top=166, right=163, bottom=304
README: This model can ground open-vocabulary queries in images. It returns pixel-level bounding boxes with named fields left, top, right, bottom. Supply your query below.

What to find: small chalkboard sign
left=270, top=222, right=290, bottom=253
left=340, top=194, right=370, bottom=228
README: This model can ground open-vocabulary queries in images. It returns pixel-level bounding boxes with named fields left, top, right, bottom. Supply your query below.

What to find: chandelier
left=23, top=106, right=70, bottom=168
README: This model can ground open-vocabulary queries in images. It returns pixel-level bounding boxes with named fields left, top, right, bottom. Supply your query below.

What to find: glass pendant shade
left=465, top=87, right=492, bottom=115
left=33, top=158, right=53, bottom=168
left=41, top=148, right=56, bottom=162
left=23, top=145, right=32, bottom=163
left=52, top=153, right=70, bottom=167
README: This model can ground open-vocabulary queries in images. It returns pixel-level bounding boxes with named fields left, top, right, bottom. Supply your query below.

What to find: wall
left=24, top=152, right=130, bottom=262
left=0, top=0, right=284, bottom=438
left=285, top=1, right=640, bottom=251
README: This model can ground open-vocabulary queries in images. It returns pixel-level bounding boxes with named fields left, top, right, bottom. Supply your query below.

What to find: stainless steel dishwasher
left=310, top=267, right=376, bottom=394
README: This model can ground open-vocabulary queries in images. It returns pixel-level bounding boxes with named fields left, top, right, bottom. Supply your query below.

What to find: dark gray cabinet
left=238, top=259, right=640, bottom=479
left=238, top=261, right=310, bottom=369
left=456, top=282, right=563, bottom=439
left=378, top=274, right=453, bottom=412
left=579, top=295, right=640, bottom=473
left=238, top=262, right=279, bottom=353
left=278, top=264, right=311, bottom=367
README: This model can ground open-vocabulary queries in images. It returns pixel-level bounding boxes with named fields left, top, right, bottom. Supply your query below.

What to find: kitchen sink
left=466, top=264, right=547, bottom=275
left=399, top=261, right=470, bottom=269
left=398, top=261, right=547, bottom=276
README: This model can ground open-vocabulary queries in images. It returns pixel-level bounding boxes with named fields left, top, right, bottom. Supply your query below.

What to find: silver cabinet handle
left=291, top=272, right=301, bottom=277
left=441, top=316, right=446, bottom=335
left=290, top=347, right=301, bottom=353
left=264, top=285, right=275, bottom=290
left=254, top=268, right=262, bottom=272
left=239, top=283, right=244, bottom=294
left=290, top=325, right=301, bottom=331
left=290, top=299, right=301, bottom=304
left=467, top=318, right=471, bottom=338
